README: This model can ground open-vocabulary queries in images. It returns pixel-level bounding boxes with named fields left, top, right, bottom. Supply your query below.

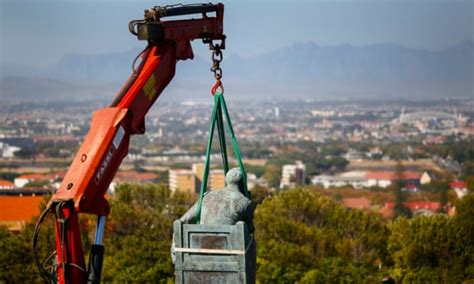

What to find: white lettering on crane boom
left=112, top=126, right=125, bottom=149
left=94, top=126, right=124, bottom=185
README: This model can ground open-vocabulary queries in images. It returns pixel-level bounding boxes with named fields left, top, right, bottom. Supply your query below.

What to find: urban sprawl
left=0, top=97, right=472, bottom=230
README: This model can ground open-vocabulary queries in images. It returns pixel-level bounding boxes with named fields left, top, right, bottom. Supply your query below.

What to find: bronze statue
left=179, top=168, right=254, bottom=232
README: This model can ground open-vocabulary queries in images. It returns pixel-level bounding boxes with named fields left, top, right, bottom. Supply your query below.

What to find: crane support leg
left=54, top=202, right=86, bottom=284
left=87, top=216, right=106, bottom=284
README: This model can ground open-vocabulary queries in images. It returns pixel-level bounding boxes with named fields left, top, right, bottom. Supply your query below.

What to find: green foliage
left=452, top=194, right=474, bottom=280
left=382, top=144, right=410, bottom=160
left=392, top=203, right=412, bottom=219
left=392, top=162, right=411, bottom=219
left=0, top=171, right=18, bottom=181
left=25, top=179, right=51, bottom=188
left=465, top=175, right=474, bottom=191
left=263, top=163, right=281, bottom=188
left=244, top=164, right=265, bottom=177
left=102, top=183, right=194, bottom=283
left=239, top=141, right=272, bottom=159
left=420, top=138, right=474, bottom=173
left=438, top=186, right=449, bottom=213
left=154, top=170, right=169, bottom=184
left=255, top=188, right=386, bottom=283
left=0, top=226, right=41, bottom=282
left=14, top=148, right=36, bottom=159
left=0, top=194, right=56, bottom=283
left=449, top=140, right=474, bottom=164
left=388, top=197, right=474, bottom=283
left=1, top=184, right=472, bottom=283
left=463, top=161, right=474, bottom=177
left=250, top=185, right=273, bottom=205
left=297, top=258, right=373, bottom=284
left=428, top=179, right=450, bottom=193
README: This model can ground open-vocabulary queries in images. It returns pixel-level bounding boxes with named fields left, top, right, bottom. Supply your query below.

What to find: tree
left=451, top=194, right=474, bottom=280
left=101, top=183, right=194, bottom=283
left=14, top=148, right=36, bottom=159
left=438, top=186, right=448, bottom=214
left=250, top=185, right=273, bottom=205
left=255, top=188, right=387, bottom=283
left=328, top=157, right=349, bottom=171
left=244, top=164, right=266, bottom=178
left=388, top=214, right=470, bottom=283
left=463, top=161, right=474, bottom=177
left=0, top=226, right=41, bottom=283
left=263, top=163, right=281, bottom=188
left=392, top=162, right=411, bottom=219
left=24, top=180, right=51, bottom=188
left=465, top=175, right=474, bottom=192
left=2, top=183, right=473, bottom=282
left=0, top=171, right=18, bottom=181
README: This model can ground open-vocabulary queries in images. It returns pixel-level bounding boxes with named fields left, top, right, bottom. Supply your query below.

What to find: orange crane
left=33, top=3, right=226, bottom=283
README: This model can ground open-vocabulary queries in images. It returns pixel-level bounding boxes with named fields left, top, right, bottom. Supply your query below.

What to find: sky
left=0, top=0, right=473, bottom=67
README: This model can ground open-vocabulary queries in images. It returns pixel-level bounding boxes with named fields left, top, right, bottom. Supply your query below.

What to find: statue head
left=225, top=168, right=243, bottom=191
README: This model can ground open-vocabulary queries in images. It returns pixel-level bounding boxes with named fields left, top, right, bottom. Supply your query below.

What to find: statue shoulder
left=238, top=195, right=253, bottom=210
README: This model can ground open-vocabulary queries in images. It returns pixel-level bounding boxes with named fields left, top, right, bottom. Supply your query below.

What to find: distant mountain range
left=1, top=41, right=473, bottom=101
left=0, top=76, right=118, bottom=101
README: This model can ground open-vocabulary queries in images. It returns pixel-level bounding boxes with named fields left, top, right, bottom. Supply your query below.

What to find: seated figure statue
left=172, top=168, right=255, bottom=266
left=179, top=167, right=254, bottom=232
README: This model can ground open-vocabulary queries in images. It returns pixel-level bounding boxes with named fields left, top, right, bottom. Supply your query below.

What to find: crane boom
left=34, top=4, right=225, bottom=284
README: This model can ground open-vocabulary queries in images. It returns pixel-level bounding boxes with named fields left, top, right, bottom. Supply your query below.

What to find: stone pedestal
left=173, top=220, right=256, bottom=284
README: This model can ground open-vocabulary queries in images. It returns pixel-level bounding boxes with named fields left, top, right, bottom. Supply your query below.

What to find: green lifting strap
left=194, top=92, right=249, bottom=224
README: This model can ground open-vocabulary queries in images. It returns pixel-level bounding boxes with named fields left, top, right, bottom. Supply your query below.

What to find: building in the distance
left=450, top=180, right=468, bottom=198
left=312, top=170, right=431, bottom=190
left=170, top=164, right=246, bottom=193
left=192, top=164, right=225, bottom=190
left=169, top=169, right=197, bottom=194
left=366, top=171, right=423, bottom=188
left=209, top=169, right=225, bottom=190
left=109, top=171, right=158, bottom=194
left=280, top=161, right=306, bottom=188
left=169, top=164, right=229, bottom=193
left=0, top=195, right=43, bottom=231
left=0, top=179, right=14, bottom=190
left=14, top=174, right=49, bottom=188
left=169, top=169, right=196, bottom=194
left=379, top=201, right=441, bottom=218
left=0, top=142, right=21, bottom=158
left=192, top=163, right=205, bottom=189
left=312, top=175, right=367, bottom=189
left=342, top=197, right=372, bottom=210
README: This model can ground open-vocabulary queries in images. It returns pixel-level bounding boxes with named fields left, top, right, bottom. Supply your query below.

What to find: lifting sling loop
left=194, top=92, right=249, bottom=223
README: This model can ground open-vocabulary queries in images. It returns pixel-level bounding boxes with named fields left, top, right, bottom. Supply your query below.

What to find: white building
left=450, top=181, right=468, bottom=199
left=0, top=180, right=14, bottom=189
left=14, top=174, right=48, bottom=188
left=420, top=172, right=432, bottom=184
left=344, top=149, right=365, bottom=161
left=366, top=171, right=422, bottom=188
left=312, top=175, right=367, bottom=189
left=0, top=142, right=21, bottom=158
left=312, top=170, right=426, bottom=190
left=280, top=161, right=306, bottom=188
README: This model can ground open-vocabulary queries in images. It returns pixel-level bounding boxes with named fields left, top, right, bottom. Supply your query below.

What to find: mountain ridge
left=1, top=41, right=473, bottom=100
